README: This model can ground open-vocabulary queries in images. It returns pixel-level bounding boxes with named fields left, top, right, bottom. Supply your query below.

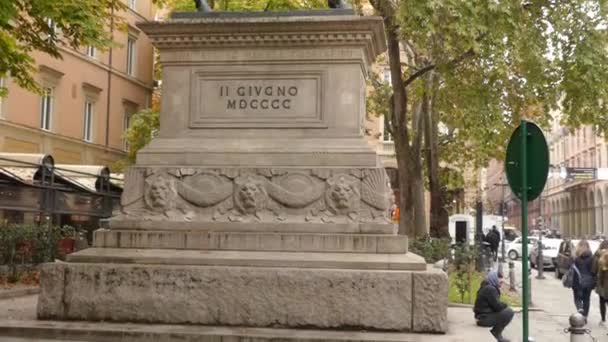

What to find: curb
left=0, top=287, right=39, bottom=300
left=0, top=320, right=421, bottom=342
left=448, top=303, right=543, bottom=312
left=448, top=303, right=473, bottom=308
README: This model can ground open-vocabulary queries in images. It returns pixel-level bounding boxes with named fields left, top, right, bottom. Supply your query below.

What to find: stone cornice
left=137, top=15, right=387, bottom=66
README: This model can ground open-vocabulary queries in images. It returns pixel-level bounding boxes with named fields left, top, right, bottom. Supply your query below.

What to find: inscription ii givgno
left=219, top=85, right=299, bottom=111
left=192, top=75, right=323, bottom=127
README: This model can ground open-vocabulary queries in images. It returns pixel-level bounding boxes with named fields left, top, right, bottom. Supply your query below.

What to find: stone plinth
left=135, top=14, right=385, bottom=167
left=38, top=263, right=446, bottom=332
left=36, top=11, right=448, bottom=334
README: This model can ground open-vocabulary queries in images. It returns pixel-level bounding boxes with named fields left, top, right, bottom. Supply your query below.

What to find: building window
left=123, top=112, right=132, bottom=150
left=40, top=87, right=53, bottom=131
left=86, top=46, right=96, bottom=58
left=128, top=0, right=136, bottom=9
left=126, top=37, right=136, bottom=76
left=83, top=100, right=93, bottom=142
left=382, top=69, right=391, bottom=83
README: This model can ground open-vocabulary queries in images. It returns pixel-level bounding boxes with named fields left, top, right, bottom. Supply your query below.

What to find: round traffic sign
left=505, top=121, right=549, bottom=201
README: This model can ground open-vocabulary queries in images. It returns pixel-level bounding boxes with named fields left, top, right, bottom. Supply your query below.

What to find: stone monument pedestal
left=37, top=11, right=448, bottom=335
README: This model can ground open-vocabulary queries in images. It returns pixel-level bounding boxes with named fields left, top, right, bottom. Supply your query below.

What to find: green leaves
left=370, top=0, right=608, bottom=173
left=0, top=0, right=128, bottom=95
left=123, top=108, right=160, bottom=165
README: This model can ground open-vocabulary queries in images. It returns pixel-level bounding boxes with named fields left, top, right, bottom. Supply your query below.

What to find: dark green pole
left=521, top=120, right=529, bottom=341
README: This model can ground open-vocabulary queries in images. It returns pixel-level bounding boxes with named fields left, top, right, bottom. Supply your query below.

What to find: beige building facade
left=0, top=0, right=156, bottom=166
left=544, top=120, right=608, bottom=238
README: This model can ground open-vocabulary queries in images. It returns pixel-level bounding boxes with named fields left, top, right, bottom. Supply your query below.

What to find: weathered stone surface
left=114, top=167, right=394, bottom=227
left=412, top=267, right=449, bottom=333
left=0, top=320, right=424, bottom=342
left=135, top=16, right=386, bottom=168
left=64, top=248, right=427, bottom=271
left=38, top=263, right=413, bottom=331
left=36, top=263, right=65, bottom=320
left=93, top=230, right=408, bottom=254
left=107, top=220, right=396, bottom=235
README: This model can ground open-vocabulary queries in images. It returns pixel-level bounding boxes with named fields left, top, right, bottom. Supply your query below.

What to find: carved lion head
left=234, top=176, right=268, bottom=214
left=326, top=175, right=360, bottom=214
left=144, top=175, right=176, bottom=210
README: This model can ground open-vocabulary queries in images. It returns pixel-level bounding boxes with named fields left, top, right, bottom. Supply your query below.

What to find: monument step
left=107, top=220, right=397, bottom=235
left=93, top=230, right=408, bottom=254
left=0, top=319, right=419, bottom=342
left=65, top=248, right=426, bottom=270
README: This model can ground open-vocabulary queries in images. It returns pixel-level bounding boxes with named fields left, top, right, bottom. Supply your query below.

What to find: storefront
left=0, top=153, right=122, bottom=242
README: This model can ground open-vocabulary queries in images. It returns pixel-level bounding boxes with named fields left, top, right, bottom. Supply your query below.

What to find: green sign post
left=505, top=120, right=549, bottom=342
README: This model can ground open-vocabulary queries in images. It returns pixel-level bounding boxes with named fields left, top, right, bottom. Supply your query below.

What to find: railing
left=0, top=156, right=121, bottom=228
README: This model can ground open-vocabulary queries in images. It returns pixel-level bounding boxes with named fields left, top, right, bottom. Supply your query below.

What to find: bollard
left=509, top=261, right=516, bottom=291
left=565, top=312, right=587, bottom=342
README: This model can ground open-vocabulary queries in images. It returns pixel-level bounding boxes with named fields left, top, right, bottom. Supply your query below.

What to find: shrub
left=451, top=243, right=478, bottom=303
left=409, top=236, right=452, bottom=264
left=0, top=223, right=75, bottom=282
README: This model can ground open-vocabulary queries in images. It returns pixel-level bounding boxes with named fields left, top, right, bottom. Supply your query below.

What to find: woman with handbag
left=592, top=240, right=608, bottom=324
left=572, top=239, right=596, bottom=320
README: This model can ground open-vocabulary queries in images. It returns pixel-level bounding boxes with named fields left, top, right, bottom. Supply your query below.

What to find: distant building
left=543, top=118, right=608, bottom=238
left=0, top=0, right=157, bottom=166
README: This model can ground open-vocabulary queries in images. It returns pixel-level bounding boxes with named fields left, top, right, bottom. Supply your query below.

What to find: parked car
left=530, top=238, right=561, bottom=270
left=554, top=239, right=600, bottom=279
left=507, top=236, right=539, bottom=260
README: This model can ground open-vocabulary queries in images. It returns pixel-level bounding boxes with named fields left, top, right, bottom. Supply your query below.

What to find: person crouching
left=473, top=271, right=514, bottom=342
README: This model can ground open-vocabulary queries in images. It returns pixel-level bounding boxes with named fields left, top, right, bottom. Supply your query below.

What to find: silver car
left=507, top=236, right=539, bottom=260
left=529, top=239, right=561, bottom=269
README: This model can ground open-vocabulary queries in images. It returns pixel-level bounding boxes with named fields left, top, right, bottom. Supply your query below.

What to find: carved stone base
left=37, top=262, right=447, bottom=332
left=93, top=229, right=408, bottom=253
left=118, top=167, right=395, bottom=230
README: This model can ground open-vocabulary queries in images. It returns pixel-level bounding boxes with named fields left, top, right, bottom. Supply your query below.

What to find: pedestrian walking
left=487, top=226, right=501, bottom=262
left=592, top=240, right=608, bottom=324
left=571, top=239, right=596, bottom=320
left=473, top=271, right=514, bottom=342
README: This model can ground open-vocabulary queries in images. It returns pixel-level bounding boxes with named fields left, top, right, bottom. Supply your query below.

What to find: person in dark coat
left=592, top=240, right=608, bottom=324
left=486, top=226, right=501, bottom=262
left=572, top=239, right=596, bottom=319
left=473, top=271, right=514, bottom=342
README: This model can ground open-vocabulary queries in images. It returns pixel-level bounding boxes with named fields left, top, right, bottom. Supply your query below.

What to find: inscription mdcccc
left=190, top=72, right=325, bottom=128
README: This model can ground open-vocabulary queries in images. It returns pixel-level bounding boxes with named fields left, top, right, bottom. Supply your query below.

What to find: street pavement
left=506, top=259, right=608, bottom=341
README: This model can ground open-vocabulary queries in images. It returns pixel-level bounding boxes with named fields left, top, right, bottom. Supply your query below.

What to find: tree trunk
left=423, top=72, right=450, bottom=238
left=411, top=156, right=427, bottom=237
left=396, top=140, right=414, bottom=235
left=409, top=97, right=427, bottom=237
left=370, top=0, right=428, bottom=237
